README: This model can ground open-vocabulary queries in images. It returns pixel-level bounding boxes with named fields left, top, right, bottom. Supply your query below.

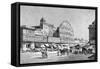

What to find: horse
left=81, top=47, right=88, bottom=55
left=57, top=45, right=70, bottom=56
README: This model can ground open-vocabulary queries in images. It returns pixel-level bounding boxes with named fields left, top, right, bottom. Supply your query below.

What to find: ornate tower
left=40, top=17, right=46, bottom=28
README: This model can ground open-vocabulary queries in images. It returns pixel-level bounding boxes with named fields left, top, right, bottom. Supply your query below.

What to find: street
left=20, top=51, right=92, bottom=64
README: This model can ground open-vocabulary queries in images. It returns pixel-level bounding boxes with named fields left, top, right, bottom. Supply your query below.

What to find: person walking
left=40, top=44, right=48, bottom=58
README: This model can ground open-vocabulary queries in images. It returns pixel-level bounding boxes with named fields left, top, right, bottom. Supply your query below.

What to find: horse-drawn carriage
left=71, top=44, right=95, bottom=55
left=56, top=44, right=70, bottom=56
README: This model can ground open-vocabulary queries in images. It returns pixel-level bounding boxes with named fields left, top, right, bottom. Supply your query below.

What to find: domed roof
left=59, top=20, right=70, bottom=27
left=59, top=20, right=73, bottom=33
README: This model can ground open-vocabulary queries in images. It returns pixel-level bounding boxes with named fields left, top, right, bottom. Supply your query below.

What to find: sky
left=20, top=6, right=95, bottom=40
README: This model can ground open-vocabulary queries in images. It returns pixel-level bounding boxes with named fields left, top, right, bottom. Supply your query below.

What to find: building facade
left=88, top=21, right=96, bottom=45
left=20, top=18, right=75, bottom=50
left=59, top=20, right=74, bottom=44
left=40, top=18, right=56, bottom=37
left=20, top=18, right=56, bottom=50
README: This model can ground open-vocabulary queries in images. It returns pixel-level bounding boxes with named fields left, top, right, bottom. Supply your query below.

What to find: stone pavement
left=20, top=51, right=93, bottom=64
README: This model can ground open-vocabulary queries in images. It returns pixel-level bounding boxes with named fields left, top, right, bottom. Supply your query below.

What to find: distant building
left=88, top=21, right=95, bottom=44
left=74, top=38, right=88, bottom=46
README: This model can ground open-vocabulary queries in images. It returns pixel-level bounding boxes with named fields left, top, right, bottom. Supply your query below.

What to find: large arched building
left=20, top=18, right=74, bottom=51
left=58, top=20, right=74, bottom=44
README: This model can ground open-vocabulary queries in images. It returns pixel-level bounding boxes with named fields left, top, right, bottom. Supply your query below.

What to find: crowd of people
left=40, top=44, right=95, bottom=58
left=21, top=43, right=95, bottom=59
